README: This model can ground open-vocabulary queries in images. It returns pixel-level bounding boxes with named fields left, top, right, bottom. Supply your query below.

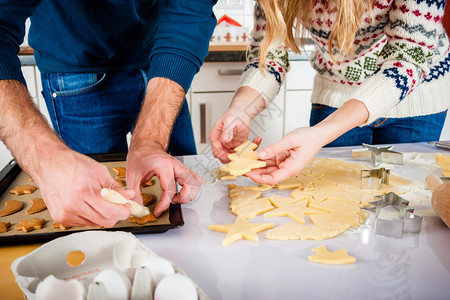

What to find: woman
left=210, top=0, right=450, bottom=185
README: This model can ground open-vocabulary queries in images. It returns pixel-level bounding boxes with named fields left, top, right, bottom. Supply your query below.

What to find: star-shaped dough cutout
left=209, top=216, right=273, bottom=246
left=220, top=140, right=266, bottom=176
left=308, top=245, right=356, bottom=264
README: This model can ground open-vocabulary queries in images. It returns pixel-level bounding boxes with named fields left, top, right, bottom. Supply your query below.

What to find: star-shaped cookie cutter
left=361, top=168, right=390, bottom=189
left=359, top=192, right=422, bottom=238
left=352, top=143, right=403, bottom=167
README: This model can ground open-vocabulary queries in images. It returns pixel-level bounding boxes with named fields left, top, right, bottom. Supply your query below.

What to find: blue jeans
left=41, top=69, right=196, bottom=155
left=309, top=104, right=447, bottom=147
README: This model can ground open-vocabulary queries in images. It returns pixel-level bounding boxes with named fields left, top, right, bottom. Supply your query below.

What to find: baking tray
left=0, top=153, right=184, bottom=243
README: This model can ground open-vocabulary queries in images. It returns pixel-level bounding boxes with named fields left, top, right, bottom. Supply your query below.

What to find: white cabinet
left=191, top=62, right=246, bottom=92
left=284, top=90, right=312, bottom=134
left=285, top=60, right=315, bottom=91
left=191, top=92, right=233, bottom=155
left=283, top=60, right=315, bottom=135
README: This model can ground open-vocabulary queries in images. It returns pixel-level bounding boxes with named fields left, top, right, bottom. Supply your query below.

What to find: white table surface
left=135, top=143, right=450, bottom=300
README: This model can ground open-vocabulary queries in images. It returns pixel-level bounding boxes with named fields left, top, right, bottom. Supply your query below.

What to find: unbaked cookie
left=308, top=245, right=356, bottom=264
left=209, top=216, right=273, bottom=246
left=220, top=140, right=266, bottom=176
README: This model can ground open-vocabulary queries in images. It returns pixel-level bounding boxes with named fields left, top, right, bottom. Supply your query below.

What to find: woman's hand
left=246, top=99, right=370, bottom=185
left=246, top=126, right=326, bottom=185
left=210, top=86, right=267, bottom=163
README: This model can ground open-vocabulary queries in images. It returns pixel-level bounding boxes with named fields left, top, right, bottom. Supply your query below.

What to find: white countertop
left=136, top=143, right=450, bottom=300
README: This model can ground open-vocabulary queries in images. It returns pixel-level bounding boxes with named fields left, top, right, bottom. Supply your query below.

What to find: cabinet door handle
left=200, top=103, right=206, bottom=143
left=218, top=69, right=243, bottom=76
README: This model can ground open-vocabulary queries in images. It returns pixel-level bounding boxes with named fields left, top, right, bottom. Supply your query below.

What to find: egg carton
left=12, top=231, right=209, bottom=300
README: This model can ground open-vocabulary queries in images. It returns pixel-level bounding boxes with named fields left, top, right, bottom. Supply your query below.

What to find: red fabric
left=444, top=2, right=450, bottom=37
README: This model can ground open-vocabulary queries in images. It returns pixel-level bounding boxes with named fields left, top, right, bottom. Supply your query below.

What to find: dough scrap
left=220, top=140, right=266, bottom=176
left=275, top=177, right=303, bottom=190
left=245, top=184, right=273, bottom=191
left=264, top=195, right=324, bottom=224
left=310, top=211, right=360, bottom=228
left=265, top=222, right=349, bottom=240
left=308, top=245, right=356, bottom=264
left=436, top=153, right=450, bottom=176
left=214, top=169, right=237, bottom=181
left=209, top=216, right=273, bottom=246
left=309, top=199, right=360, bottom=214
left=232, top=197, right=274, bottom=219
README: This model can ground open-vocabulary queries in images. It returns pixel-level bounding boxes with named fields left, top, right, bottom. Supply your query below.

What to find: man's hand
left=126, top=146, right=201, bottom=217
left=127, top=77, right=201, bottom=217
left=33, top=149, right=133, bottom=227
left=0, top=80, right=134, bottom=227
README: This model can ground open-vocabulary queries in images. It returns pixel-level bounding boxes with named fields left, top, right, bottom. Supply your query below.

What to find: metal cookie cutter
left=359, top=192, right=422, bottom=238
left=361, top=168, right=390, bottom=189
left=352, top=143, right=403, bottom=167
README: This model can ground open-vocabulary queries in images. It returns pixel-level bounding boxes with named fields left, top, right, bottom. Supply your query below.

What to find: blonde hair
left=258, top=0, right=373, bottom=67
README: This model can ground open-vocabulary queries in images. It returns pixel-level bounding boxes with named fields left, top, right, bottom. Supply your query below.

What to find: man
left=0, top=0, right=217, bottom=227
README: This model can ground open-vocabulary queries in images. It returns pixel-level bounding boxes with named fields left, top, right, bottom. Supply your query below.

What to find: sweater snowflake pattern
left=239, top=0, right=450, bottom=125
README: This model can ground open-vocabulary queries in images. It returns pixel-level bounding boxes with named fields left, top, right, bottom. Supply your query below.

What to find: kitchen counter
left=138, top=143, right=450, bottom=300
left=3, top=142, right=449, bottom=299
left=19, top=44, right=311, bottom=64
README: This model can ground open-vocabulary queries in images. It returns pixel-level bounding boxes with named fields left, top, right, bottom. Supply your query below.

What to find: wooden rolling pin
left=425, top=175, right=450, bottom=228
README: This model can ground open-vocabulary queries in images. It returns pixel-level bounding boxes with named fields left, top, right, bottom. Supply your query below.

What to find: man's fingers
left=172, top=168, right=202, bottom=204
left=153, top=199, right=171, bottom=218
left=155, top=168, right=177, bottom=217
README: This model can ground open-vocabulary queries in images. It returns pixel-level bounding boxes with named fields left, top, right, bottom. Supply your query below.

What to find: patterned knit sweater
left=239, top=0, right=450, bottom=125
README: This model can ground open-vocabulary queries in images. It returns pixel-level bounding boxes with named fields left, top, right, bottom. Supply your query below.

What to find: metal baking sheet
left=0, top=153, right=184, bottom=243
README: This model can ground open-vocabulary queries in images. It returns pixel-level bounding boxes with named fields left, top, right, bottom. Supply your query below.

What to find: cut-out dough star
left=220, top=140, right=266, bottom=176
left=209, top=216, right=273, bottom=246
left=308, top=245, right=356, bottom=264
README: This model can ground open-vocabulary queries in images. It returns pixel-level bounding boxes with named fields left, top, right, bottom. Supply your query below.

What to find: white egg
left=154, top=273, right=198, bottom=300
left=36, top=275, right=85, bottom=300
left=140, top=256, right=175, bottom=285
left=92, top=269, right=131, bottom=300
